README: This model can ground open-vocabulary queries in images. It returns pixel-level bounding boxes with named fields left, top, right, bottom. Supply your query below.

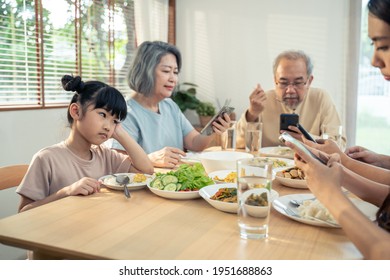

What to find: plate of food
left=147, top=163, right=214, bottom=200
left=272, top=194, right=378, bottom=228
left=274, top=166, right=308, bottom=189
left=199, top=183, right=279, bottom=214
left=259, top=146, right=294, bottom=159
left=208, top=170, right=237, bottom=183
left=99, top=173, right=154, bottom=191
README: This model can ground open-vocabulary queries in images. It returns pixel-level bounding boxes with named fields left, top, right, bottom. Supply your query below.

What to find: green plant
left=196, top=101, right=216, bottom=116
left=171, top=82, right=201, bottom=112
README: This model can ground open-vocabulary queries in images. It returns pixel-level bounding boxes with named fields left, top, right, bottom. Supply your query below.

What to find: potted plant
left=171, top=82, right=200, bottom=112
left=196, top=101, right=216, bottom=127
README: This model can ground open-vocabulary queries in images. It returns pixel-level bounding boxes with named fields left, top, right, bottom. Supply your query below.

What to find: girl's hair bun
left=61, top=75, right=85, bottom=92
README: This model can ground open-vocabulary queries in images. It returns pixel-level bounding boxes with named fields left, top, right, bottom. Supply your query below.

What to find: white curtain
left=134, top=0, right=169, bottom=45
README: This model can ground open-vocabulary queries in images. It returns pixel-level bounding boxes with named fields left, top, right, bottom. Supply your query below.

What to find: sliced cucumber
left=175, top=183, right=182, bottom=191
left=164, top=183, right=177, bottom=191
left=151, top=178, right=164, bottom=189
left=162, top=175, right=178, bottom=186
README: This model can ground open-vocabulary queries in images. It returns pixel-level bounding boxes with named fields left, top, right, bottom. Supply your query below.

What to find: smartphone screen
left=280, top=114, right=299, bottom=132
left=279, top=132, right=327, bottom=164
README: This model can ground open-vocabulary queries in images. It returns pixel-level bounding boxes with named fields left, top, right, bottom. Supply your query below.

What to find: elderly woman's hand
left=149, top=147, right=186, bottom=169
left=212, top=113, right=231, bottom=135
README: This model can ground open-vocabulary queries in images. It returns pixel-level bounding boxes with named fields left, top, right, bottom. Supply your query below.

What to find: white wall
left=176, top=0, right=355, bottom=134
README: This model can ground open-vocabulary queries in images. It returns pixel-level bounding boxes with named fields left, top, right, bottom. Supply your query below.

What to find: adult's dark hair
left=127, top=41, right=182, bottom=97
left=61, top=75, right=127, bottom=125
left=368, top=0, right=390, bottom=26
left=273, top=50, right=314, bottom=78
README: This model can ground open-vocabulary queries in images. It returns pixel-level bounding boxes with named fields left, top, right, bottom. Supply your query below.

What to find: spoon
left=289, top=197, right=316, bottom=207
left=115, top=174, right=130, bottom=199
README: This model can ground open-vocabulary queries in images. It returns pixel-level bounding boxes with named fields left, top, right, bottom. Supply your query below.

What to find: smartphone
left=279, top=132, right=327, bottom=164
left=200, top=105, right=235, bottom=135
left=296, top=123, right=316, bottom=143
left=280, top=114, right=299, bottom=132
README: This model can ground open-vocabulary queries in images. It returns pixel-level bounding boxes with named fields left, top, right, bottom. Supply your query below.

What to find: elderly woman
left=112, top=41, right=231, bottom=168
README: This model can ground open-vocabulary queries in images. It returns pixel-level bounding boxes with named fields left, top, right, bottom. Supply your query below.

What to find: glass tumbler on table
left=236, top=157, right=273, bottom=240
left=321, top=124, right=344, bottom=150
left=221, top=121, right=236, bottom=150
left=245, top=122, right=263, bottom=154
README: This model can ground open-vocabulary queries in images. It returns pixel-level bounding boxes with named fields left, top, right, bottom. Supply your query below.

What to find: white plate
left=208, top=170, right=236, bottom=183
left=180, top=152, right=202, bottom=164
left=99, top=173, right=154, bottom=191
left=272, top=194, right=378, bottom=228
left=147, top=182, right=200, bottom=200
left=259, top=146, right=294, bottom=159
left=199, top=183, right=279, bottom=214
left=274, top=172, right=308, bottom=189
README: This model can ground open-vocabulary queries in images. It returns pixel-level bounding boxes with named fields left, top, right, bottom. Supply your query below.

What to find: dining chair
left=0, top=164, right=28, bottom=190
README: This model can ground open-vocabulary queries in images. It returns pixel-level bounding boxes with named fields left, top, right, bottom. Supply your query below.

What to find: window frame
left=0, top=0, right=176, bottom=112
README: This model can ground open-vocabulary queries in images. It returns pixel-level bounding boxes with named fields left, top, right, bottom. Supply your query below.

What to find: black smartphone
left=200, top=105, right=235, bottom=135
left=280, top=114, right=299, bottom=132
left=296, top=123, right=316, bottom=143
left=279, top=132, right=327, bottom=164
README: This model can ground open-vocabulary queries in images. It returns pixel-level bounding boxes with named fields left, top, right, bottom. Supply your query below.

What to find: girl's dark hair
left=368, top=0, right=390, bottom=26
left=127, top=41, right=182, bottom=97
left=377, top=192, right=390, bottom=232
left=62, top=75, right=127, bottom=125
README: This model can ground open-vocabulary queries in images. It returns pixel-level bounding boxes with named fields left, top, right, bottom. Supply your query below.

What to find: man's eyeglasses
left=275, top=80, right=308, bottom=90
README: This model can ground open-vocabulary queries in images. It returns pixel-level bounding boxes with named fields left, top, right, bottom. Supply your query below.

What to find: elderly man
left=236, top=50, right=346, bottom=148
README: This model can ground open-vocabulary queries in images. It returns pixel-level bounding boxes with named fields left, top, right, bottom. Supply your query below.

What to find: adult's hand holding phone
left=211, top=112, right=231, bottom=135
left=302, top=138, right=346, bottom=162
left=280, top=125, right=303, bottom=141
left=285, top=140, right=343, bottom=199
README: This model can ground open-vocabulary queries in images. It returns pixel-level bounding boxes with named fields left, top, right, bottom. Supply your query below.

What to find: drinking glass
left=221, top=121, right=236, bottom=150
left=245, top=122, right=263, bottom=154
left=321, top=124, right=344, bottom=150
left=237, top=157, right=273, bottom=239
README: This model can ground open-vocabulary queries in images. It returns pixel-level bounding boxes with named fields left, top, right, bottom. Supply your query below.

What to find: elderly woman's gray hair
left=127, top=41, right=182, bottom=97
left=273, top=50, right=314, bottom=78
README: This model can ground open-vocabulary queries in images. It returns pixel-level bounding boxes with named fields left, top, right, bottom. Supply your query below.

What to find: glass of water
left=221, top=121, right=236, bottom=150
left=245, top=122, right=263, bottom=154
left=237, top=157, right=273, bottom=239
left=321, top=124, right=344, bottom=150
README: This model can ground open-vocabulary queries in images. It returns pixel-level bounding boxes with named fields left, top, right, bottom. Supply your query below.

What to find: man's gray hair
left=272, top=50, right=313, bottom=77
left=127, top=41, right=182, bottom=97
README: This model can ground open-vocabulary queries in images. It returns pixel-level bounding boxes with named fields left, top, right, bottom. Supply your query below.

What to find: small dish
left=99, top=173, right=154, bottom=191
left=199, top=183, right=279, bottom=214
left=274, top=171, right=308, bottom=189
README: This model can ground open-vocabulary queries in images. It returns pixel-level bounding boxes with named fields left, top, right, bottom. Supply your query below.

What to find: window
left=356, top=0, right=390, bottom=154
left=0, top=0, right=136, bottom=110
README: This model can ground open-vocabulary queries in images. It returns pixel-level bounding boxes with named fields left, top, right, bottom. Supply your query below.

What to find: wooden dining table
left=0, top=156, right=363, bottom=260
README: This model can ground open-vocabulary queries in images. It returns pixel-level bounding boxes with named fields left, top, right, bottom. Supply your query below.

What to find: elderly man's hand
left=246, top=83, right=266, bottom=121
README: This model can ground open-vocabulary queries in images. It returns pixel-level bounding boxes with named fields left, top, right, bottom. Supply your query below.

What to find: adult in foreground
left=285, top=0, right=390, bottom=259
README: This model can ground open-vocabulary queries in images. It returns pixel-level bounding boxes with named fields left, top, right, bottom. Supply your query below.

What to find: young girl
left=16, top=75, right=154, bottom=212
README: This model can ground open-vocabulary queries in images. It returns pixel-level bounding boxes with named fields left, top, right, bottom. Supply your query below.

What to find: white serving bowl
left=199, top=151, right=254, bottom=173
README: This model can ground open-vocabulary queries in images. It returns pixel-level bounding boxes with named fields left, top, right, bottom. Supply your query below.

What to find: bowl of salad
left=147, top=163, right=214, bottom=200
